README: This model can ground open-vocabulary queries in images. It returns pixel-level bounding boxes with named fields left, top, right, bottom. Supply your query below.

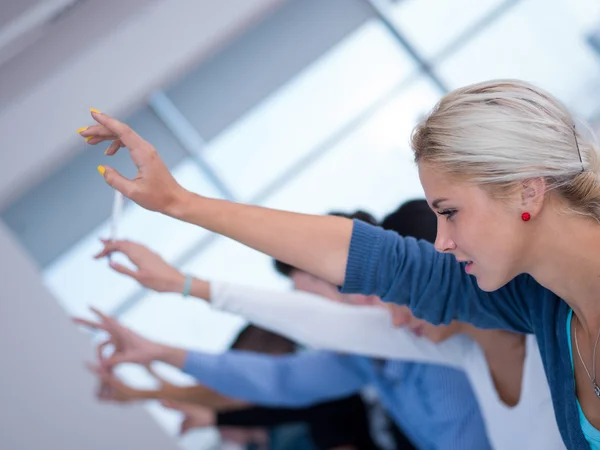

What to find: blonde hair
left=412, top=79, right=600, bottom=221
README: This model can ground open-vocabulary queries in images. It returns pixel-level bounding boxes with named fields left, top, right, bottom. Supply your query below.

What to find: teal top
left=566, top=309, right=600, bottom=449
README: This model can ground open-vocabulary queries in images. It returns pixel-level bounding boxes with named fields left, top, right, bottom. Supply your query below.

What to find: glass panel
left=386, top=0, right=508, bottom=60
left=435, top=0, right=600, bottom=119
left=203, top=19, right=417, bottom=202
left=570, top=0, right=600, bottom=31
left=166, top=0, right=373, bottom=140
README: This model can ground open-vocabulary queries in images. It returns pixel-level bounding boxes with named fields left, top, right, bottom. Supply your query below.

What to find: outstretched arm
left=88, top=363, right=249, bottom=411
left=74, top=308, right=364, bottom=407
left=211, top=282, right=464, bottom=365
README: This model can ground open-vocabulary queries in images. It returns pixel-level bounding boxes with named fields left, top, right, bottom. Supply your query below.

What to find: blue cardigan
left=341, top=219, right=584, bottom=449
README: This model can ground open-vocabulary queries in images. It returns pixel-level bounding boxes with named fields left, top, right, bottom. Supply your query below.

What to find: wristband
left=182, top=274, right=193, bottom=297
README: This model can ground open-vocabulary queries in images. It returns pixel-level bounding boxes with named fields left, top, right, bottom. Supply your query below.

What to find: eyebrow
left=431, top=198, right=449, bottom=209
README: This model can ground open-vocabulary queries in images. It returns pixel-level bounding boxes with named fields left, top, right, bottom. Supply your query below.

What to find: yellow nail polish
left=97, top=165, right=106, bottom=176
left=90, top=108, right=101, bottom=114
left=85, top=136, right=93, bottom=142
left=104, top=148, right=109, bottom=155
left=77, top=126, right=88, bottom=133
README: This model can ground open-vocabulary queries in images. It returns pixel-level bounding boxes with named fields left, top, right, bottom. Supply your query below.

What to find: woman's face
left=387, top=304, right=463, bottom=343
left=418, top=163, right=530, bottom=292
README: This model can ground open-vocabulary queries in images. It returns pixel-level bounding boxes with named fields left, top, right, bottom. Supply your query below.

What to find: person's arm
left=88, top=363, right=249, bottom=410
left=342, top=220, right=537, bottom=332
left=175, top=197, right=353, bottom=287
left=75, top=310, right=363, bottom=408
left=211, top=282, right=464, bottom=366
left=91, top=239, right=462, bottom=366
left=90, top=237, right=466, bottom=367
left=178, top=350, right=365, bottom=408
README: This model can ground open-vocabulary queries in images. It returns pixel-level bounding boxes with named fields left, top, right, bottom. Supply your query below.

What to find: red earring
left=521, top=212, right=531, bottom=222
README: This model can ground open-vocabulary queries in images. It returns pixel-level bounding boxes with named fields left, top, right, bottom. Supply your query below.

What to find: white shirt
left=210, top=283, right=565, bottom=450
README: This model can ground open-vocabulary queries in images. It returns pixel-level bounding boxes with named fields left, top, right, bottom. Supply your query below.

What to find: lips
left=456, top=258, right=474, bottom=274
left=465, top=261, right=474, bottom=274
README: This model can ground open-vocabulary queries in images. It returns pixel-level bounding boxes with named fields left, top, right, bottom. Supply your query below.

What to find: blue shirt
left=183, top=350, right=490, bottom=450
left=341, top=219, right=587, bottom=449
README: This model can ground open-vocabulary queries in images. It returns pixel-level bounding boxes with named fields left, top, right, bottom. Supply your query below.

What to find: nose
left=434, top=219, right=456, bottom=253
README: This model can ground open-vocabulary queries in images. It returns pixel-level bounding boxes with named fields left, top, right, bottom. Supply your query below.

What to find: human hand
left=78, top=110, right=190, bottom=215
left=94, top=240, right=185, bottom=293
left=74, top=307, right=164, bottom=369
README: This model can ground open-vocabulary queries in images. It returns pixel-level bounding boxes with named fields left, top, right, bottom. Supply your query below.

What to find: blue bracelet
left=182, top=274, right=193, bottom=297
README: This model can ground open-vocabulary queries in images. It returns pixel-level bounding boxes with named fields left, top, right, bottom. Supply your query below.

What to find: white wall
left=0, top=221, right=178, bottom=449
left=0, top=0, right=285, bottom=210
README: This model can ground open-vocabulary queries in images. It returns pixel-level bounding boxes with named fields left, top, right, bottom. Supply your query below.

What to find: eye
left=438, top=209, right=457, bottom=221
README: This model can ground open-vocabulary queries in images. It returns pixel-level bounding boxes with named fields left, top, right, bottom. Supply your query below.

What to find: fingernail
left=90, top=108, right=101, bottom=114
left=104, top=148, right=110, bottom=155
left=85, top=136, right=93, bottom=142
left=77, top=126, right=88, bottom=134
left=97, top=165, right=106, bottom=176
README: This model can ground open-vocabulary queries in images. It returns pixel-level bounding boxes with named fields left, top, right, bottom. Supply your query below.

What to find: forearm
left=165, top=385, right=249, bottom=411
left=169, top=194, right=352, bottom=286
left=188, top=278, right=211, bottom=301
left=154, top=344, right=188, bottom=370
left=181, top=350, right=363, bottom=407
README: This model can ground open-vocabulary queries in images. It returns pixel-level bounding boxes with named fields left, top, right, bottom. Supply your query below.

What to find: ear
left=521, top=177, right=546, bottom=217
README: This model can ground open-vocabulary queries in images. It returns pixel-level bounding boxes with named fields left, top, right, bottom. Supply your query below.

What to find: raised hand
left=73, top=307, right=163, bottom=368
left=94, top=239, right=185, bottom=293
left=161, top=400, right=216, bottom=435
left=88, top=363, right=144, bottom=403
left=78, top=110, right=190, bottom=214
left=87, top=362, right=174, bottom=403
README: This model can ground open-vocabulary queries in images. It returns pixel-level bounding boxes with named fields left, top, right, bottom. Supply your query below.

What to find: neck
left=523, top=211, right=600, bottom=336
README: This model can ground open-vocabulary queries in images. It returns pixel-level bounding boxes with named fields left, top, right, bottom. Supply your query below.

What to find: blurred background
left=1, top=0, right=600, bottom=448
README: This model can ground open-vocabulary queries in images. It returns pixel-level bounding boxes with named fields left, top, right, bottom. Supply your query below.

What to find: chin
left=472, top=274, right=505, bottom=292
